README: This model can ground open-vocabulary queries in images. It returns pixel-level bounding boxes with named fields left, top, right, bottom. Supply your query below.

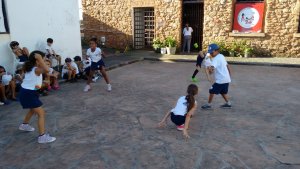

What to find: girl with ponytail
left=18, top=51, right=56, bottom=144
left=158, top=84, right=198, bottom=139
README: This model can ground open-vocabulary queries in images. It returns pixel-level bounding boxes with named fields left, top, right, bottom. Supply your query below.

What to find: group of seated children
left=1, top=38, right=103, bottom=106
left=10, top=38, right=61, bottom=70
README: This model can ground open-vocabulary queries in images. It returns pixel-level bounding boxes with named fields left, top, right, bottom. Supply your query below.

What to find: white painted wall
left=0, top=0, right=82, bottom=73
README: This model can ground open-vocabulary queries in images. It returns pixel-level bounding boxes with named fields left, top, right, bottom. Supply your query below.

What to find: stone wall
left=83, top=0, right=300, bottom=57
left=203, top=0, right=300, bottom=57
left=82, top=0, right=182, bottom=50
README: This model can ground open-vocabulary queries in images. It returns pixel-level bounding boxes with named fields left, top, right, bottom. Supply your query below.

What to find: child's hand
left=183, top=129, right=190, bottom=139
left=198, top=51, right=204, bottom=58
left=34, top=53, right=43, bottom=60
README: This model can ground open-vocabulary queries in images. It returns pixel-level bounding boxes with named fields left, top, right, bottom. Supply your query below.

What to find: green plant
left=212, top=40, right=230, bottom=56
left=152, top=39, right=163, bottom=49
left=165, top=37, right=177, bottom=47
left=244, top=47, right=254, bottom=53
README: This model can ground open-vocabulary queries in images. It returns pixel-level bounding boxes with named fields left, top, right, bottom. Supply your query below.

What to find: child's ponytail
left=186, top=84, right=198, bottom=112
left=23, top=51, right=45, bottom=72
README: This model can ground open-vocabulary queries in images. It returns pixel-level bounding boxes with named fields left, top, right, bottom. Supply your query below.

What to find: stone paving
left=0, top=61, right=300, bottom=169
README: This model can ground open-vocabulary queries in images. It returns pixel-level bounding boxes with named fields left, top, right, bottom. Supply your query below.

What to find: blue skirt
left=19, top=87, right=43, bottom=109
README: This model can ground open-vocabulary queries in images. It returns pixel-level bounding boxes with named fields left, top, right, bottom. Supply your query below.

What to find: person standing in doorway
left=182, top=23, right=193, bottom=53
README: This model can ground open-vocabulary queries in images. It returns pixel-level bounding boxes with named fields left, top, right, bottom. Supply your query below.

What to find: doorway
left=133, top=8, right=155, bottom=49
left=182, top=1, right=204, bottom=51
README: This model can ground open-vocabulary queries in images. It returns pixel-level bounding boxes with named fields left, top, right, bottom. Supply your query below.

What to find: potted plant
left=160, top=42, right=167, bottom=54
left=152, top=39, right=162, bottom=53
left=165, top=37, right=177, bottom=55
left=244, top=47, right=253, bottom=58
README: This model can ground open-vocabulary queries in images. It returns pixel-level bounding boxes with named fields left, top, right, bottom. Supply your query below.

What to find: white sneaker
left=83, top=85, right=91, bottom=92
left=38, top=134, right=56, bottom=144
left=92, top=76, right=99, bottom=82
left=0, top=101, right=4, bottom=106
left=107, top=84, right=112, bottom=91
left=19, top=124, right=35, bottom=132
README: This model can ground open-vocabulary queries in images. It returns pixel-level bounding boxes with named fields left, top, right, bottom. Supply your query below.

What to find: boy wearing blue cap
left=201, top=43, right=232, bottom=109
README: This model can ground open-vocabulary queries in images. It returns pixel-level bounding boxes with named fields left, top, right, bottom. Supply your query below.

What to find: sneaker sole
left=19, top=128, right=35, bottom=132
left=177, top=128, right=184, bottom=131
left=201, top=107, right=212, bottom=110
left=38, top=137, right=56, bottom=144
left=220, top=106, right=232, bottom=109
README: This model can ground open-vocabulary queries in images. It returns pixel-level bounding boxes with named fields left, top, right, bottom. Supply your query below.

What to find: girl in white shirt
left=18, top=51, right=56, bottom=144
left=182, top=23, right=193, bottom=53
left=84, top=38, right=111, bottom=92
left=158, top=84, right=198, bottom=139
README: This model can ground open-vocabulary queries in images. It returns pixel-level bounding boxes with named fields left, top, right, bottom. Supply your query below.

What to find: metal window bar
left=133, top=8, right=154, bottom=49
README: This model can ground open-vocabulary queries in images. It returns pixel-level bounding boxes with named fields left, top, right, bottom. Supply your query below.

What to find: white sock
left=227, top=101, right=231, bottom=105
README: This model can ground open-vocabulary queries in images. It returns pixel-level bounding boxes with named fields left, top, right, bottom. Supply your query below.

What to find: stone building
left=82, top=0, right=300, bottom=57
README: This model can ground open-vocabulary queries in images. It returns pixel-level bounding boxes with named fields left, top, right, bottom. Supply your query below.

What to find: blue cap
left=207, top=43, right=219, bottom=53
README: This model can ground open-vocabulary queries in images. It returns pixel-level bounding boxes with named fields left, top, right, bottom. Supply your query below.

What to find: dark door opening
left=134, top=8, right=155, bottom=49
left=182, top=1, right=204, bottom=51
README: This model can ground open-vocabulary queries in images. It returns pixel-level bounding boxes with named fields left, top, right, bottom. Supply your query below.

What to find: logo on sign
left=237, top=7, right=260, bottom=29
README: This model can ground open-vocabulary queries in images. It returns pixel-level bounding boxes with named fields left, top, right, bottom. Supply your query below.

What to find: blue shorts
left=19, top=55, right=28, bottom=62
left=91, top=60, right=105, bottom=71
left=209, top=83, right=229, bottom=95
left=171, top=112, right=186, bottom=126
left=19, top=87, right=43, bottom=109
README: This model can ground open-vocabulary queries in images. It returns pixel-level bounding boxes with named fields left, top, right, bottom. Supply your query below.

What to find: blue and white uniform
left=19, top=67, right=43, bottom=109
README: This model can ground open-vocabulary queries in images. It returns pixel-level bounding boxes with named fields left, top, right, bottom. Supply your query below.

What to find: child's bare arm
left=183, top=103, right=197, bottom=139
left=227, top=64, right=232, bottom=77
left=158, top=111, right=171, bottom=127
left=204, top=68, right=213, bottom=84
left=35, top=54, right=49, bottom=75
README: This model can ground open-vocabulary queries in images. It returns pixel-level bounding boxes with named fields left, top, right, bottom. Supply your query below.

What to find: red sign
left=233, top=3, right=265, bottom=33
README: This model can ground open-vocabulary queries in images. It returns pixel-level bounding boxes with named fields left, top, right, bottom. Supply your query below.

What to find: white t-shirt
left=21, top=67, right=43, bottom=90
left=61, top=62, right=79, bottom=77
left=171, top=96, right=197, bottom=116
left=211, top=54, right=231, bottom=84
left=86, top=47, right=102, bottom=62
left=203, top=54, right=212, bottom=68
left=45, top=45, right=54, bottom=55
left=183, top=27, right=193, bottom=36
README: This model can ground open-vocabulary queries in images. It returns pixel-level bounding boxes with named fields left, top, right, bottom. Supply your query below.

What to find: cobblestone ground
left=0, top=61, right=300, bottom=169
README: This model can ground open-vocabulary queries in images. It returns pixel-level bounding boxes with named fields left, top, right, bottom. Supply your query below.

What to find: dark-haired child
left=191, top=51, right=205, bottom=82
left=83, top=38, right=111, bottom=92
left=45, top=60, right=60, bottom=90
left=10, top=41, right=30, bottom=62
left=0, top=66, right=17, bottom=101
left=62, top=58, right=78, bottom=82
left=45, top=38, right=62, bottom=70
left=158, top=84, right=198, bottom=139
left=18, top=51, right=56, bottom=143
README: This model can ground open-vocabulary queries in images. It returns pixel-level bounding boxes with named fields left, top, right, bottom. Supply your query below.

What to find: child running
left=158, top=84, right=198, bottom=139
left=191, top=51, right=214, bottom=84
left=18, top=51, right=56, bottom=144
left=83, top=38, right=111, bottom=92
left=191, top=51, right=205, bottom=82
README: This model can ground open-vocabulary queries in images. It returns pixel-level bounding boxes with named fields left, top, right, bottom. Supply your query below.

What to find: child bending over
left=158, top=84, right=198, bottom=139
